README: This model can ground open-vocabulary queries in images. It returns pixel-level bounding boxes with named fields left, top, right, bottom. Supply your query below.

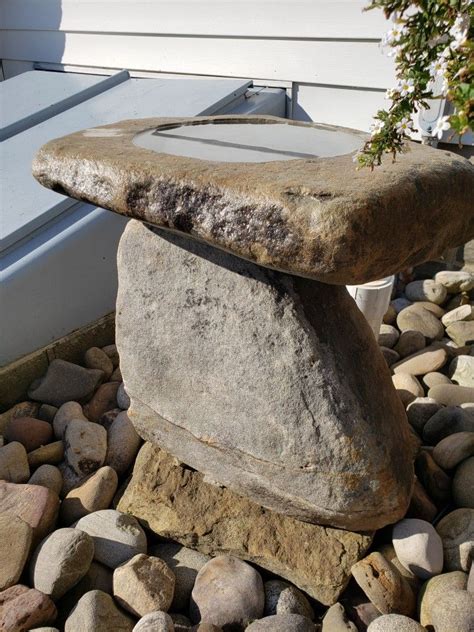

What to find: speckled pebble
left=132, top=611, right=175, bottom=632
left=245, top=614, right=315, bottom=631
left=64, top=419, right=107, bottom=476
left=418, top=570, right=467, bottom=627
left=64, top=589, right=134, bottom=632
left=30, top=528, right=94, bottom=600
left=436, top=508, right=474, bottom=571
left=113, top=553, right=175, bottom=617
left=431, top=588, right=474, bottom=632
left=367, top=614, right=426, bottom=631
left=453, top=456, right=474, bottom=508
left=190, top=556, right=264, bottom=629
left=264, top=580, right=314, bottom=619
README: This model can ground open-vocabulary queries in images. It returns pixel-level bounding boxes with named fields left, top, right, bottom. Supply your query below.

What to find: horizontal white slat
left=292, top=83, right=387, bottom=132
left=0, top=31, right=396, bottom=89
left=1, top=0, right=388, bottom=39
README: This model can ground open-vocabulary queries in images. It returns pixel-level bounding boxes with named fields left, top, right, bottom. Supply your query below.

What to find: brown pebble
left=415, top=450, right=451, bottom=506
left=84, top=347, right=114, bottom=380
left=0, top=481, right=59, bottom=545
left=0, top=402, right=39, bottom=435
left=5, top=417, right=53, bottom=452
left=60, top=466, right=118, bottom=525
left=28, top=441, right=64, bottom=469
left=84, top=382, right=120, bottom=423
left=351, top=552, right=416, bottom=617
left=432, top=432, right=474, bottom=470
left=0, top=584, right=57, bottom=631
left=406, top=478, right=437, bottom=522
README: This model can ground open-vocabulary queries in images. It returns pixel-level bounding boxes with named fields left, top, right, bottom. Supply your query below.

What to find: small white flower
left=381, top=23, right=407, bottom=46
left=370, top=120, right=385, bottom=135
left=396, top=117, right=413, bottom=134
left=433, top=115, right=451, bottom=139
left=428, top=57, right=448, bottom=78
left=449, top=13, right=469, bottom=48
left=385, top=88, right=398, bottom=100
left=387, top=45, right=403, bottom=58
left=397, top=78, right=415, bottom=97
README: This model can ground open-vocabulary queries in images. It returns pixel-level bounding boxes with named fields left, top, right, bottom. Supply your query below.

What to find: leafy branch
left=356, top=0, right=473, bottom=168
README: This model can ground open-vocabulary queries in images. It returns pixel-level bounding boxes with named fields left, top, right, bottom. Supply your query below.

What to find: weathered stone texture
left=116, top=220, right=413, bottom=531
left=32, top=116, right=474, bottom=285
left=118, top=443, right=373, bottom=605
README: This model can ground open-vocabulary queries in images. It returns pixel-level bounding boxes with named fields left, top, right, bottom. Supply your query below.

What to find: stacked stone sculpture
left=33, top=115, right=474, bottom=536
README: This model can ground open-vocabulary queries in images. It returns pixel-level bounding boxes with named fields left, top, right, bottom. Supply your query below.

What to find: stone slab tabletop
left=33, top=115, right=474, bottom=285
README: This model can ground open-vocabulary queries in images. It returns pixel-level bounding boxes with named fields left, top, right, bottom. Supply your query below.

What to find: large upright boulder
left=116, top=220, right=413, bottom=531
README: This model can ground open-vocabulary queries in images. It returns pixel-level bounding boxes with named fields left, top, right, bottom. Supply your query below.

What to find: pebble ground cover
left=0, top=264, right=473, bottom=632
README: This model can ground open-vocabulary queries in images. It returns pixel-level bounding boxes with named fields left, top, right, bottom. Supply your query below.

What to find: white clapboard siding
left=0, top=32, right=394, bottom=89
left=1, top=0, right=387, bottom=39
left=294, top=83, right=387, bottom=131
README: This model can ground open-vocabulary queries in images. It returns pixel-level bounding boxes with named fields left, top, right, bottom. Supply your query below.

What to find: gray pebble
left=406, top=398, right=442, bottom=434
left=190, top=556, right=264, bottom=629
left=133, top=611, right=175, bottom=632
left=117, top=383, right=131, bottom=409
left=431, top=588, right=474, bottom=632
left=65, top=590, right=134, bottom=632
left=75, top=509, right=147, bottom=569
left=367, top=614, right=426, bottom=631
left=378, top=324, right=400, bottom=349
left=105, top=411, right=141, bottom=476
left=453, top=456, right=474, bottom=508
left=246, top=614, right=315, bottom=631
left=53, top=401, right=87, bottom=439
left=321, top=603, right=357, bottom=631
left=30, top=528, right=94, bottom=600
left=28, top=359, right=103, bottom=407
left=436, top=508, right=474, bottom=571
left=151, top=542, right=210, bottom=612
left=28, top=465, right=63, bottom=495
left=0, top=441, right=30, bottom=483
left=264, top=580, right=314, bottom=620
left=423, top=406, right=474, bottom=444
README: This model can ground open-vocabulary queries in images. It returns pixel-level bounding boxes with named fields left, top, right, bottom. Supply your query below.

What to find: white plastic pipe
left=346, top=276, right=395, bottom=337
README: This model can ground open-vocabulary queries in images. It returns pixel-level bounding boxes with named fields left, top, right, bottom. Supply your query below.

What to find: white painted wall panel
left=293, top=83, right=387, bottom=131
left=1, top=0, right=387, bottom=38
left=0, top=31, right=394, bottom=89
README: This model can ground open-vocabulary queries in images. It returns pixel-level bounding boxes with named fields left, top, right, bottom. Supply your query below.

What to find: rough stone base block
left=116, top=220, right=413, bottom=531
left=118, top=443, right=373, bottom=605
